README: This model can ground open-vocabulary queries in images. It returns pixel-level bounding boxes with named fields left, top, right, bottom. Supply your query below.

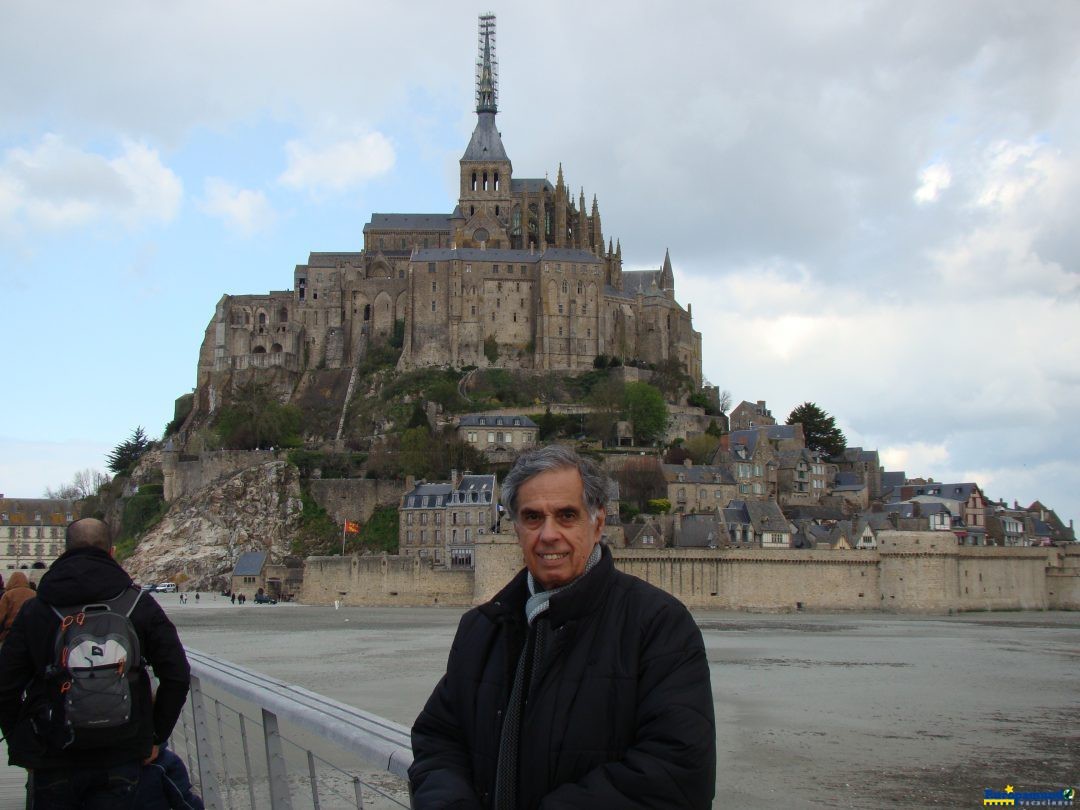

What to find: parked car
left=253, top=593, right=277, bottom=604
left=157, top=582, right=177, bottom=593
left=141, top=583, right=157, bottom=592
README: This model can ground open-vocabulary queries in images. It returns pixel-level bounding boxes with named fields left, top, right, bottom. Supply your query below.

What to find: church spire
left=476, top=13, right=498, bottom=114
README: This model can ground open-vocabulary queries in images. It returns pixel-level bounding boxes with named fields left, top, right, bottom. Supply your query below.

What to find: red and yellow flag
left=344, top=520, right=361, bottom=534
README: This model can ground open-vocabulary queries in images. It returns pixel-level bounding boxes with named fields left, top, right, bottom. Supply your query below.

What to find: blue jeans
left=28, top=762, right=140, bottom=810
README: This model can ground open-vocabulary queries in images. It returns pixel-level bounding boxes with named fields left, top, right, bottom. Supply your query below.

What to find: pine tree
left=786, top=402, right=847, bottom=457
left=106, top=426, right=151, bottom=475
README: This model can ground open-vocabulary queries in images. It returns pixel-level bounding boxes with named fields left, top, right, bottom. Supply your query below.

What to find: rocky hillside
left=124, top=460, right=302, bottom=590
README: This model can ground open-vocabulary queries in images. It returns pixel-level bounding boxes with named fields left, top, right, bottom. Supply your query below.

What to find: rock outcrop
left=124, top=460, right=302, bottom=590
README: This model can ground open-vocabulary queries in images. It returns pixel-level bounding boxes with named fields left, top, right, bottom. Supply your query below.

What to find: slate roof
left=908, top=482, right=980, bottom=501
left=409, top=247, right=600, bottom=264
left=305, top=252, right=364, bottom=267
left=363, top=214, right=453, bottom=233
left=510, top=178, right=554, bottom=193
left=402, top=483, right=454, bottom=509
left=833, top=472, right=865, bottom=490
left=233, top=551, right=268, bottom=577
left=662, top=464, right=736, bottom=485
left=621, top=270, right=665, bottom=296
left=462, top=111, right=509, bottom=161
left=459, top=414, right=537, bottom=428
left=675, top=514, right=724, bottom=548
left=837, top=447, right=880, bottom=464
left=0, top=498, right=78, bottom=524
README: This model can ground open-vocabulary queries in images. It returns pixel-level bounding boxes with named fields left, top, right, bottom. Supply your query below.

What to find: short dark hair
left=65, top=518, right=113, bottom=552
left=500, top=444, right=609, bottom=521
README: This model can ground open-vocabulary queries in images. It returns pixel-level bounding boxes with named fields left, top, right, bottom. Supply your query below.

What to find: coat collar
left=478, top=544, right=615, bottom=626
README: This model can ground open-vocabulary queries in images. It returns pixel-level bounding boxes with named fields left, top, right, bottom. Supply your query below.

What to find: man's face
left=513, top=466, right=604, bottom=590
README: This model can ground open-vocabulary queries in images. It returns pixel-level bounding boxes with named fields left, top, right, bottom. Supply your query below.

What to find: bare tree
left=717, top=389, right=733, bottom=414
left=44, top=468, right=109, bottom=500
left=614, top=456, right=667, bottom=512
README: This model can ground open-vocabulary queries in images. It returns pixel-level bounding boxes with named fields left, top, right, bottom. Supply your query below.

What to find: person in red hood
left=0, top=571, right=36, bottom=643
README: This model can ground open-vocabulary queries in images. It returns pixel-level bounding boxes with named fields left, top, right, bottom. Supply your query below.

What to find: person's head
left=65, top=518, right=113, bottom=553
left=500, top=444, right=609, bottom=590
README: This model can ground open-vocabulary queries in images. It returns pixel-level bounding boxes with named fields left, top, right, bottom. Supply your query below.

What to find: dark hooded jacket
left=409, top=545, right=716, bottom=809
left=0, top=571, right=36, bottom=642
left=0, top=546, right=191, bottom=770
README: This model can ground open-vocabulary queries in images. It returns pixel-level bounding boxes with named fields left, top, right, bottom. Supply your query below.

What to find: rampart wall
left=299, top=532, right=1077, bottom=613
left=301, top=554, right=473, bottom=606
left=308, top=478, right=404, bottom=525
left=163, top=449, right=280, bottom=502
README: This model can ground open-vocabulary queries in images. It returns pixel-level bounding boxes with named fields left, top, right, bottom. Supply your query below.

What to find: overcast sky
left=2, top=0, right=1077, bottom=525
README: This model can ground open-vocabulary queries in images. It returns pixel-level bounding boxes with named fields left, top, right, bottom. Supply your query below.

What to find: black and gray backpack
left=44, top=586, right=145, bottom=749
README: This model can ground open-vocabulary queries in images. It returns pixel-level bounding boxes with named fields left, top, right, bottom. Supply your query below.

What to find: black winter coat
left=409, top=545, right=716, bottom=809
left=0, top=546, right=191, bottom=770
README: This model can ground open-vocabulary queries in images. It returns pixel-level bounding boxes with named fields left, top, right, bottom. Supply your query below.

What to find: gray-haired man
left=410, top=444, right=715, bottom=809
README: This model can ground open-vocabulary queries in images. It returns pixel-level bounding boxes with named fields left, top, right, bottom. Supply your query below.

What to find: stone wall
left=612, top=549, right=879, bottom=611
left=308, top=478, right=405, bottom=525
left=300, top=554, right=473, bottom=606
left=298, top=531, right=1075, bottom=613
left=164, top=449, right=280, bottom=502
left=1046, top=545, right=1080, bottom=610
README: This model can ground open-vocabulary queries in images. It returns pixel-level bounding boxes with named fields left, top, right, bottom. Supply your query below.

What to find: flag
left=344, top=520, right=361, bottom=534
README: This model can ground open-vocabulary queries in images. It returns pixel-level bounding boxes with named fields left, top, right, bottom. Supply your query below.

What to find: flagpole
left=341, top=522, right=346, bottom=556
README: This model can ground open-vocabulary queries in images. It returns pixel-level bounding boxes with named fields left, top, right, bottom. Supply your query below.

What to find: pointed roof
left=462, top=111, right=509, bottom=163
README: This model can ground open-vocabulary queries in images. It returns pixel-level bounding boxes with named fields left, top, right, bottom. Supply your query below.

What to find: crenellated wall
left=300, top=553, right=473, bottom=606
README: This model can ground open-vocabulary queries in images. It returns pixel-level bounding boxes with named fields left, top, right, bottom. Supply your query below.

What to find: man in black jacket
left=0, top=517, right=191, bottom=808
left=410, top=445, right=715, bottom=809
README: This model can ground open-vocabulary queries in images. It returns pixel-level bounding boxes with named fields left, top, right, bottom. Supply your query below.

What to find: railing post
left=189, top=674, right=224, bottom=809
left=262, top=708, right=293, bottom=809
left=306, top=750, right=321, bottom=810
left=240, top=714, right=258, bottom=810
left=214, top=701, right=234, bottom=809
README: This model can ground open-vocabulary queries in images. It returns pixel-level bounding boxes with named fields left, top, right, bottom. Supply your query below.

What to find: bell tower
left=459, top=13, right=513, bottom=245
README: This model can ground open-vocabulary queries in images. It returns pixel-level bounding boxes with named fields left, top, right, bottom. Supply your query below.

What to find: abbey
left=198, top=14, right=701, bottom=399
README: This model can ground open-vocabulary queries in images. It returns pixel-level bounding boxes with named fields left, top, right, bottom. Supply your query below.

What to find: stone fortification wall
left=300, top=554, right=473, bottom=606
left=473, top=532, right=527, bottom=604
left=298, top=531, right=1071, bottom=613
left=877, top=531, right=1053, bottom=612
left=1046, top=545, right=1080, bottom=610
left=308, top=478, right=404, bottom=525
left=612, top=549, right=879, bottom=611
left=164, top=449, right=280, bottom=502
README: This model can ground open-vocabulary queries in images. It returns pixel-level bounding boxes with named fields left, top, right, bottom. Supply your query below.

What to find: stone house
left=0, top=498, right=79, bottom=573
left=662, top=461, right=737, bottom=514
left=834, top=447, right=883, bottom=500
left=672, top=513, right=725, bottom=549
left=721, top=499, right=791, bottom=548
left=231, top=550, right=269, bottom=597
left=775, top=448, right=829, bottom=507
left=399, top=473, right=498, bottom=566
left=623, top=517, right=665, bottom=550
left=728, top=400, right=776, bottom=432
left=712, top=428, right=778, bottom=501
left=456, top=413, right=538, bottom=460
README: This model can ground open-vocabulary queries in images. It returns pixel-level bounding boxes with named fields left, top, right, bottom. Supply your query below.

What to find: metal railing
left=172, top=649, right=413, bottom=809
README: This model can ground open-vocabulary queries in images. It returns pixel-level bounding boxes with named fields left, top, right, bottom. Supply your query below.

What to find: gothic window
left=432, top=281, right=437, bottom=292
left=495, top=205, right=500, bottom=216
left=577, top=282, right=583, bottom=294
left=364, top=304, right=371, bottom=321
left=562, top=281, right=568, bottom=294
left=494, top=171, right=500, bottom=190
left=483, top=171, right=488, bottom=191
left=558, top=304, right=563, bottom=314
left=258, top=312, right=267, bottom=326
left=471, top=172, right=477, bottom=191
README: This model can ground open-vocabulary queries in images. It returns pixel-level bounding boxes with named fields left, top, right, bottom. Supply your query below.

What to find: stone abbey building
left=197, top=14, right=701, bottom=407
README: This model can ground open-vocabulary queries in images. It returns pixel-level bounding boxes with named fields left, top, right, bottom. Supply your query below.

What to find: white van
left=157, top=582, right=177, bottom=593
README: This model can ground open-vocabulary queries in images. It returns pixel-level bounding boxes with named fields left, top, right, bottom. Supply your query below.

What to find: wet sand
left=166, top=595, right=1079, bottom=809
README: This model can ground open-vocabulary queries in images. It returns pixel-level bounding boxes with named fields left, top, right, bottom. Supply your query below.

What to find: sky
left=1, top=0, right=1078, bottom=526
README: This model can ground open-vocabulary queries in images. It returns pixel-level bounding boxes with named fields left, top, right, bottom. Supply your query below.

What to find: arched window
left=364, top=304, right=371, bottom=321
left=258, top=312, right=267, bottom=326
left=483, top=171, right=488, bottom=191
left=271, top=343, right=283, bottom=353
left=471, top=172, right=477, bottom=191
left=252, top=345, right=266, bottom=354
left=494, top=171, right=500, bottom=190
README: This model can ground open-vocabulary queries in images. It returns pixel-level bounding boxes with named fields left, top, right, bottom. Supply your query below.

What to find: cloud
left=0, top=134, right=181, bottom=231
left=278, top=132, right=395, bottom=194
left=914, top=162, right=952, bottom=204
left=199, top=178, right=276, bottom=235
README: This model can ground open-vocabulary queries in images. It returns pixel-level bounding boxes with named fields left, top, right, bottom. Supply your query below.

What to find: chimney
left=450, top=469, right=460, bottom=487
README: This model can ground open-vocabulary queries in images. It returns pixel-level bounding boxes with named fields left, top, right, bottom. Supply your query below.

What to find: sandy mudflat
left=165, top=595, right=1079, bottom=809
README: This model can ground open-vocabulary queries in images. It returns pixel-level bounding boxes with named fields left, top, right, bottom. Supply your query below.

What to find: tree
left=614, top=456, right=667, bottom=512
left=106, top=426, right=151, bottom=475
left=651, top=357, right=691, bottom=401
left=786, top=402, right=847, bottom=457
left=683, top=434, right=721, bottom=464
left=717, top=389, right=733, bottom=414
left=623, top=382, right=668, bottom=445
left=45, top=468, right=110, bottom=500
left=216, top=381, right=303, bottom=450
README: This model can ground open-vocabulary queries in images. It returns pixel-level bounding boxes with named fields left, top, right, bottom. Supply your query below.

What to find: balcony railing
left=175, top=649, right=413, bottom=809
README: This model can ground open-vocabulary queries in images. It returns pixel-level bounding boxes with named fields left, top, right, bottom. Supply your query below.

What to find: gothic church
left=198, top=14, right=701, bottom=405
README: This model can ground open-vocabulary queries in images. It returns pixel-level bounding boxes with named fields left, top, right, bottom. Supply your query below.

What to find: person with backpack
left=0, top=571, right=36, bottom=643
left=0, top=518, right=191, bottom=808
